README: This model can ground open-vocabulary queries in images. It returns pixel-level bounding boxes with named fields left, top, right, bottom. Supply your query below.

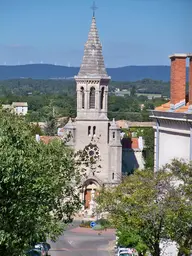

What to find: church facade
left=64, top=13, right=122, bottom=213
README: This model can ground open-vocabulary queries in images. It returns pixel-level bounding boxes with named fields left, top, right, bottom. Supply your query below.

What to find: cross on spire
left=91, top=1, right=98, bottom=17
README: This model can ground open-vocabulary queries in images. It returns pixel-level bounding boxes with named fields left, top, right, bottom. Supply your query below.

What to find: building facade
left=151, top=53, right=192, bottom=170
left=64, top=13, right=122, bottom=213
left=2, top=102, right=28, bottom=115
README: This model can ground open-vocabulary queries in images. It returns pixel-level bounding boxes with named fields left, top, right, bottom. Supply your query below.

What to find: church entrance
left=82, top=180, right=99, bottom=210
left=84, top=189, right=92, bottom=209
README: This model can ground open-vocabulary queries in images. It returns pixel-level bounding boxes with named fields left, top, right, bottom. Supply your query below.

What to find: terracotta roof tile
left=39, top=136, right=59, bottom=144
left=155, top=102, right=171, bottom=111
left=12, top=102, right=28, bottom=107
left=155, top=99, right=190, bottom=113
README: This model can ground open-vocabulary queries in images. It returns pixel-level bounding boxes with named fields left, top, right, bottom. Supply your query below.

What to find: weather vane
left=91, top=1, right=98, bottom=17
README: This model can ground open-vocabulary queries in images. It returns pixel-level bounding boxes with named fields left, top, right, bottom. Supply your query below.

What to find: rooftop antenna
left=91, top=1, right=98, bottom=17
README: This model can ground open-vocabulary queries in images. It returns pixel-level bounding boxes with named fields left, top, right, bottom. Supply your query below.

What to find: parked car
left=34, top=242, right=51, bottom=256
left=25, top=249, right=41, bottom=256
left=119, top=252, right=133, bottom=256
left=117, top=247, right=137, bottom=256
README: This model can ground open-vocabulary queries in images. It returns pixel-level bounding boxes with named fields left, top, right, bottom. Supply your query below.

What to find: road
left=49, top=223, right=115, bottom=256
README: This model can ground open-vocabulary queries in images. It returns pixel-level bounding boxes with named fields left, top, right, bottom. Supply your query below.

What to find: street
left=49, top=223, right=115, bottom=256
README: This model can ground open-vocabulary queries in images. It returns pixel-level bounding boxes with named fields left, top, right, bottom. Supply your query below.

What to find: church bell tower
left=71, top=5, right=122, bottom=192
left=74, top=12, right=111, bottom=121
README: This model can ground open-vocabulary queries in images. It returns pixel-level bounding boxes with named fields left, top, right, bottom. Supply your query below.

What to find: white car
left=117, top=248, right=129, bottom=256
left=118, top=248, right=136, bottom=256
left=119, top=252, right=133, bottom=256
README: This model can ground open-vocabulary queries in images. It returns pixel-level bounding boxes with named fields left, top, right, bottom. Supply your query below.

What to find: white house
left=12, top=102, right=28, bottom=115
left=2, top=102, right=28, bottom=116
left=151, top=53, right=192, bottom=170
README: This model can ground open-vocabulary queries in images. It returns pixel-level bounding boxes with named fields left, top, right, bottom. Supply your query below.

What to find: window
left=107, top=123, right=111, bottom=143
left=89, top=87, right=95, bottom=109
left=113, top=132, right=115, bottom=139
left=88, top=126, right=91, bottom=136
left=80, top=87, right=85, bottom=109
left=100, top=87, right=104, bottom=109
left=112, top=173, right=114, bottom=179
left=93, top=126, right=96, bottom=136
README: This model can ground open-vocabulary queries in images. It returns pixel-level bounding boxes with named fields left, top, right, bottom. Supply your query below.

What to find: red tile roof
left=39, top=136, right=59, bottom=144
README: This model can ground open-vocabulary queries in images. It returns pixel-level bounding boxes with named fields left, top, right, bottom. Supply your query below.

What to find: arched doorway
left=82, top=179, right=100, bottom=210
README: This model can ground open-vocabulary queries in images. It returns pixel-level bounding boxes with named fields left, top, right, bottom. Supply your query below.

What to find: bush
left=79, top=220, right=91, bottom=228
left=92, top=224, right=104, bottom=231
left=96, top=218, right=113, bottom=228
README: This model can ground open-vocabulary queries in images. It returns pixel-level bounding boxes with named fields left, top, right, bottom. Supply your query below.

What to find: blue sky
left=0, top=0, right=191, bottom=67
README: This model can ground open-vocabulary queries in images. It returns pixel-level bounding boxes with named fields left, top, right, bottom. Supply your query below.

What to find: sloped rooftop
left=77, top=15, right=109, bottom=79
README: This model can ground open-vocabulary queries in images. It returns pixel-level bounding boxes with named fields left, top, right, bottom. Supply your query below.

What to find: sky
left=0, top=0, right=191, bottom=67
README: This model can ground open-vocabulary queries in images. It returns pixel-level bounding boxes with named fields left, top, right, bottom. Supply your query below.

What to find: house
left=150, top=53, right=192, bottom=170
left=2, top=102, right=28, bottom=115
left=12, top=102, right=28, bottom=115
left=121, top=136, right=144, bottom=174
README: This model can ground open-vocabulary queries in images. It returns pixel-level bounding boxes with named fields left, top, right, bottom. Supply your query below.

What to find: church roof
left=77, top=15, right=109, bottom=79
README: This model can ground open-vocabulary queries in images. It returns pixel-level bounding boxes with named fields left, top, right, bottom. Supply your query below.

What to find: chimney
left=189, top=54, right=192, bottom=106
left=169, top=54, right=187, bottom=110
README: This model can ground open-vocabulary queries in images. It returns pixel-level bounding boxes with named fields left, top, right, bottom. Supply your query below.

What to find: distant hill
left=0, top=64, right=189, bottom=82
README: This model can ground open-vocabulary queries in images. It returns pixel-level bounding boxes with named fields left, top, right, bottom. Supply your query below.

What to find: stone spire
left=77, top=14, right=109, bottom=79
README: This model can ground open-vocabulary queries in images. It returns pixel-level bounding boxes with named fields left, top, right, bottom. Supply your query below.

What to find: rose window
left=83, top=143, right=100, bottom=163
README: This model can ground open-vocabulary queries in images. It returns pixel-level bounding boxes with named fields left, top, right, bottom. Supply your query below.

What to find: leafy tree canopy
left=97, top=161, right=192, bottom=256
left=0, top=110, right=81, bottom=256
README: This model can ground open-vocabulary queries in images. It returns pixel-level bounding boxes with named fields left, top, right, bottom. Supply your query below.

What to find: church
left=37, top=9, right=144, bottom=214
left=63, top=11, right=122, bottom=213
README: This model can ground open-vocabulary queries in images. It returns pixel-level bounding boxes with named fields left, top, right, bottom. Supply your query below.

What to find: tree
left=130, top=85, right=136, bottom=97
left=142, top=127, right=154, bottom=168
left=97, top=162, right=192, bottom=256
left=30, top=123, right=44, bottom=135
left=44, top=115, right=57, bottom=136
left=0, top=110, right=81, bottom=256
left=165, top=160, right=192, bottom=255
left=117, top=228, right=148, bottom=256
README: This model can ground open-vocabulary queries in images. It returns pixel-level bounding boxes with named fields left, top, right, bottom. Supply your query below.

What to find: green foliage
left=0, top=78, right=168, bottom=122
left=0, top=110, right=81, bottom=256
left=165, top=160, right=192, bottom=255
left=92, top=224, right=104, bottom=231
left=30, top=123, right=44, bottom=135
left=95, top=218, right=112, bottom=227
left=79, top=220, right=91, bottom=228
left=117, top=228, right=148, bottom=255
left=97, top=161, right=192, bottom=256
left=44, top=115, right=57, bottom=136
left=142, top=127, right=154, bottom=168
